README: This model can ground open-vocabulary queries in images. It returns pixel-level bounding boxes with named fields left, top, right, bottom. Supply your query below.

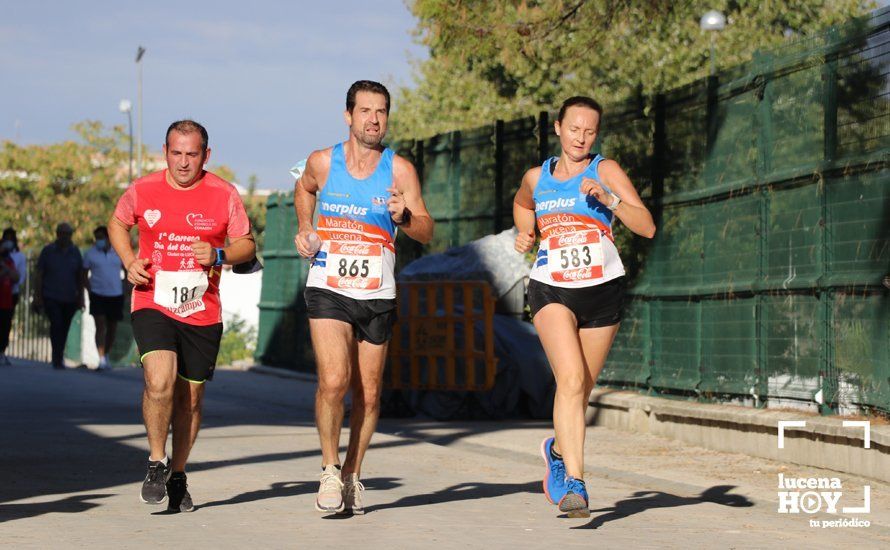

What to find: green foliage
left=0, top=121, right=130, bottom=251
left=393, top=0, right=873, bottom=139
left=217, top=314, right=257, bottom=366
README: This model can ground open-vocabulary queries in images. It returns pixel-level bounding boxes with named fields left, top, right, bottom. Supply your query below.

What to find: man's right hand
left=126, top=258, right=152, bottom=285
left=294, top=230, right=318, bottom=258
left=515, top=229, right=536, bottom=253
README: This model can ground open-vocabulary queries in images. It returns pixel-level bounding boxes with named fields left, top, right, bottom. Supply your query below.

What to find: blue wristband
left=214, top=248, right=225, bottom=266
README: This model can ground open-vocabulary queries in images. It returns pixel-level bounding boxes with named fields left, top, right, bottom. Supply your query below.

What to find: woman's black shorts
left=527, top=276, right=626, bottom=329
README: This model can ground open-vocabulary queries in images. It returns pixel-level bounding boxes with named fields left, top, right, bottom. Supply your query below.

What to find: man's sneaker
left=541, top=437, right=567, bottom=505
left=98, top=356, right=109, bottom=370
left=558, top=477, right=590, bottom=518
left=140, top=459, right=171, bottom=504
left=166, top=472, right=195, bottom=512
left=315, top=464, right=344, bottom=513
left=342, top=473, right=365, bottom=515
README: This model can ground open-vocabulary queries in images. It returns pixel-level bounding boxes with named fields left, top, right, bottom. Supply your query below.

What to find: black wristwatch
left=394, top=208, right=411, bottom=226
left=214, top=247, right=226, bottom=266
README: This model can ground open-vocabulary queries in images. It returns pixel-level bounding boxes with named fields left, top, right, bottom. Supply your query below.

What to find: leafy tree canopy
left=392, top=0, right=872, bottom=139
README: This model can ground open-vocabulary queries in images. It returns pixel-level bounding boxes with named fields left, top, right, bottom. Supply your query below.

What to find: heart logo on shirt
left=186, top=212, right=203, bottom=228
left=144, top=209, right=161, bottom=228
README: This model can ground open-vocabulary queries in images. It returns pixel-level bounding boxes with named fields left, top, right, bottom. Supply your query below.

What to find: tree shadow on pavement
left=0, top=493, right=114, bottom=521
left=574, top=485, right=753, bottom=529
left=364, top=480, right=539, bottom=514
left=197, top=477, right=402, bottom=511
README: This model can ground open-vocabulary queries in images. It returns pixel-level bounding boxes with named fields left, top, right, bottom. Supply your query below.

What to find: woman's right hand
left=514, top=229, right=536, bottom=253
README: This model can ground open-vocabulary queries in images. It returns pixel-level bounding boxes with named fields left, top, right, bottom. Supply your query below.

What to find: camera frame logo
left=776, top=420, right=871, bottom=528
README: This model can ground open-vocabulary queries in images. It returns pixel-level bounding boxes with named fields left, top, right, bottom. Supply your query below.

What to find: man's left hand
left=190, top=241, right=215, bottom=267
left=387, top=186, right=407, bottom=224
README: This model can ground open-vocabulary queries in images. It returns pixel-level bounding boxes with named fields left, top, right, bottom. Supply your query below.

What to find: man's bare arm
left=390, top=156, right=434, bottom=244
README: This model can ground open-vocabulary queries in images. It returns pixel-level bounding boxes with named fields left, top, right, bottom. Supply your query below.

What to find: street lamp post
left=135, top=46, right=146, bottom=178
left=700, top=10, right=726, bottom=76
left=119, top=99, right=133, bottom=184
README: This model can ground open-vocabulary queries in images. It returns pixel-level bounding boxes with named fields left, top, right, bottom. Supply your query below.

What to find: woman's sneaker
left=315, top=465, right=345, bottom=513
left=558, top=477, right=590, bottom=518
left=343, top=473, right=365, bottom=515
left=541, top=437, right=567, bottom=505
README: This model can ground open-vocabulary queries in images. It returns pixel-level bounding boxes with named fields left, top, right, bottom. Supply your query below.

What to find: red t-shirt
left=113, top=170, right=251, bottom=325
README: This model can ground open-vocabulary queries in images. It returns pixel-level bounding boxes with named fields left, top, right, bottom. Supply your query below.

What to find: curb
left=587, top=389, right=890, bottom=483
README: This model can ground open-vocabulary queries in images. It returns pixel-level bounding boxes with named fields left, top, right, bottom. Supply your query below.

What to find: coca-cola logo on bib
left=562, top=267, right=594, bottom=281
left=336, top=277, right=374, bottom=289
left=557, top=233, right=589, bottom=247
left=338, top=243, right=373, bottom=255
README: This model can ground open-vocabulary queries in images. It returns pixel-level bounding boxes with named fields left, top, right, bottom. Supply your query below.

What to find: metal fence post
left=537, top=111, right=549, bottom=163
left=450, top=131, right=462, bottom=247
left=494, top=120, right=505, bottom=234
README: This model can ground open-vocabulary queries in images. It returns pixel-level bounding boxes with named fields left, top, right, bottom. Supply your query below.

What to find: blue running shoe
left=559, top=477, right=590, bottom=518
left=540, top=437, right=567, bottom=505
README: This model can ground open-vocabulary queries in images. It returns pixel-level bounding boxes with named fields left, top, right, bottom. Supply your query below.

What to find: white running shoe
left=315, top=465, right=344, bottom=513
left=98, top=356, right=109, bottom=370
left=343, top=473, right=365, bottom=515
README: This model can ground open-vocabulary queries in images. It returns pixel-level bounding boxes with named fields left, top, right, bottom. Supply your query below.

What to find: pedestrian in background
left=34, top=222, right=84, bottom=369
left=0, top=235, right=21, bottom=366
left=82, top=225, right=124, bottom=370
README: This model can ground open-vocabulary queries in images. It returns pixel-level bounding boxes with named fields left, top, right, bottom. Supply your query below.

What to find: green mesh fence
left=257, top=9, right=889, bottom=414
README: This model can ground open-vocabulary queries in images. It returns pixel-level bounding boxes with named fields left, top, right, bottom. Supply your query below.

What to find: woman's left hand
left=580, top=177, right=613, bottom=205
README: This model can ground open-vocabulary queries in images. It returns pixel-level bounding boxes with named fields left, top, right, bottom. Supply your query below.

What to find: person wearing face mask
left=34, top=222, right=84, bottom=369
left=82, top=226, right=124, bottom=370
left=0, top=237, right=21, bottom=366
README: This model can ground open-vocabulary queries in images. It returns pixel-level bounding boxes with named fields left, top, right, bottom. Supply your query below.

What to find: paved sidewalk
left=1, top=361, right=888, bottom=549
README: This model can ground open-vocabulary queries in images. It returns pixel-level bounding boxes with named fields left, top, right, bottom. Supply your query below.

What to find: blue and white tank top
left=306, top=143, right=397, bottom=299
left=529, top=155, right=625, bottom=288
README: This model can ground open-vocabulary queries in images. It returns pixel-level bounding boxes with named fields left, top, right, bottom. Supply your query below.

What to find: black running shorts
left=89, top=292, right=124, bottom=322
left=305, top=287, right=397, bottom=345
left=131, top=308, right=223, bottom=383
left=527, top=276, right=626, bottom=329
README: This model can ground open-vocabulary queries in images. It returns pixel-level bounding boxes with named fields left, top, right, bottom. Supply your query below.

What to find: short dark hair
left=93, top=226, right=108, bottom=236
left=346, top=80, right=390, bottom=114
left=557, top=96, right=604, bottom=123
left=166, top=120, right=209, bottom=150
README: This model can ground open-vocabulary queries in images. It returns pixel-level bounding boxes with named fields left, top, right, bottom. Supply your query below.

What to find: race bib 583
left=547, top=230, right=604, bottom=283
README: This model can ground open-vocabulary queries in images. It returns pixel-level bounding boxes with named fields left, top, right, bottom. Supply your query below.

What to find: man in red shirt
left=109, top=120, right=255, bottom=513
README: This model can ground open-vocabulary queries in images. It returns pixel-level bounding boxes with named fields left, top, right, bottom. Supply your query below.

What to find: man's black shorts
left=131, top=309, right=223, bottom=383
left=89, top=293, right=124, bottom=322
left=305, top=287, right=396, bottom=345
left=527, top=276, right=626, bottom=329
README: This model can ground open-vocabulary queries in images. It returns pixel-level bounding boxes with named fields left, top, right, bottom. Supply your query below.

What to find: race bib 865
left=325, top=241, right=383, bottom=291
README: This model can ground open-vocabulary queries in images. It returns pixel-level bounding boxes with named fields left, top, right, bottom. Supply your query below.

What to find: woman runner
left=513, top=96, right=656, bottom=517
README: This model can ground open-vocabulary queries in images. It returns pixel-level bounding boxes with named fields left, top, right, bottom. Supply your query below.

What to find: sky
left=1, top=0, right=426, bottom=190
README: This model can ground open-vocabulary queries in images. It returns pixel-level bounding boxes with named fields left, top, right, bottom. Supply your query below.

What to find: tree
left=0, top=121, right=130, bottom=252
left=392, top=0, right=873, bottom=139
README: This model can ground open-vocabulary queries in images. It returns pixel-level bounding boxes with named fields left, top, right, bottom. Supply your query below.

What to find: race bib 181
left=547, top=230, right=604, bottom=283
left=325, top=241, right=383, bottom=291
left=153, top=270, right=209, bottom=318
